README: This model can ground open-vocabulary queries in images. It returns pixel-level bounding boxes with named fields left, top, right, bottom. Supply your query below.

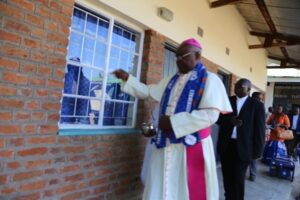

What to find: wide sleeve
left=198, top=72, right=232, bottom=114
left=171, top=109, right=220, bottom=138
left=121, top=74, right=170, bottom=101
left=170, top=72, right=233, bottom=138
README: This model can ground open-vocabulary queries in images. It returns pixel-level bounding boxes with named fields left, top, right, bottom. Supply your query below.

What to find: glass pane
left=126, top=118, right=133, bottom=126
left=93, top=42, right=107, bottom=68
left=112, top=26, right=122, bottom=46
left=108, top=57, right=119, bottom=73
left=97, top=19, right=109, bottom=40
left=131, top=34, right=141, bottom=54
left=89, top=99, right=101, bottom=124
left=125, top=104, right=134, bottom=126
left=82, top=37, right=95, bottom=65
left=127, top=53, right=135, bottom=74
left=90, top=69, right=103, bottom=94
left=113, top=102, right=127, bottom=125
left=60, top=116, right=75, bottom=124
left=126, top=104, right=134, bottom=118
left=86, top=14, right=97, bottom=37
left=103, top=101, right=115, bottom=125
left=106, top=83, right=118, bottom=100
left=119, top=50, right=129, bottom=71
left=75, top=98, right=89, bottom=118
left=129, top=96, right=135, bottom=102
left=61, top=96, right=76, bottom=116
left=110, top=46, right=120, bottom=59
left=104, top=101, right=115, bottom=117
left=63, top=64, right=80, bottom=95
left=72, top=8, right=86, bottom=32
left=121, top=30, right=131, bottom=50
left=78, top=67, right=92, bottom=96
left=102, top=102, right=133, bottom=126
left=68, top=32, right=83, bottom=61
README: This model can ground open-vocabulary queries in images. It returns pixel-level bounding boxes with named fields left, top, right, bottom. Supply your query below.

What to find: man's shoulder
left=206, top=71, right=219, bottom=80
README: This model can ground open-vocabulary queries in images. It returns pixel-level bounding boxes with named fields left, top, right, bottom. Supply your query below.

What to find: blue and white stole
left=152, top=63, right=208, bottom=148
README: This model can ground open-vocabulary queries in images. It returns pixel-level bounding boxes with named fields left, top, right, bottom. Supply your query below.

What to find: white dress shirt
left=231, top=95, right=248, bottom=139
left=292, top=115, right=299, bottom=130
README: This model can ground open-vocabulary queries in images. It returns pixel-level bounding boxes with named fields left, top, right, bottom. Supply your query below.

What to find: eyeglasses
left=176, top=51, right=200, bottom=60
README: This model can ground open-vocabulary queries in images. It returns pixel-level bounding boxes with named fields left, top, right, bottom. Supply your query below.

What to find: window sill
left=58, top=128, right=142, bottom=136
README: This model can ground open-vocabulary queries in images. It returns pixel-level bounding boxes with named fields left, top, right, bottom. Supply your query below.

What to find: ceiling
left=210, top=0, right=300, bottom=69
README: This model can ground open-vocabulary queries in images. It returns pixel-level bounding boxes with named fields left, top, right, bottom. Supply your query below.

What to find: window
left=163, top=44, right=177, bottom=77
left=59, top=5, right=143, bottom=129
left=217, top=70, right=230, bottom=94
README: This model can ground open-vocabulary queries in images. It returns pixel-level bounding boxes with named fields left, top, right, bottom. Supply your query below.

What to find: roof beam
left=263, top=36, right=273, bottom=47
left=254, top=0, right=290, bottom=60
left=255, top=0, right=276, bottom=33
left=249, top=41, right=300, bottom=49
left=250, top=31, right=300, bottom=41
left=268, top=56, right=300, bottom=65
left=267, top=65, right=300, bottom=69
left=210, top=0, right=240, bottom=8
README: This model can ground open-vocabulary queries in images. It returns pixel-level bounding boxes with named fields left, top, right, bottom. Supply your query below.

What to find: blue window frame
left=59, top=5, right=143, bottom=130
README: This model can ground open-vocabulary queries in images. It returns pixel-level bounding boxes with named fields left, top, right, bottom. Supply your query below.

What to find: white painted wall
left=265, top=82, right=275, bottom=109
left=79, top=0, right=268, bottom=90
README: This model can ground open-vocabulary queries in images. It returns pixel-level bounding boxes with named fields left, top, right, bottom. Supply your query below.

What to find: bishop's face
left=176, top=45, right=200, bottom=74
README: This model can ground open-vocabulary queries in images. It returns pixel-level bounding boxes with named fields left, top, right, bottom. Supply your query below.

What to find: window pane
left=61, top=96, right=76, bottom=116
left=112, top=26, right=122, bottom=46
left=110, top=46, right=120, bottom=59
left=90, top=70, right=103, bottom=97
left=130, top=34, right=141, bottom=53
left=121, top=30, right=131, bottom=50
left=103, top=102, right=133, bottom=126
left=97, top=19, right=109, bottom=40
left=106, top=82, right=118, bottom=100
left=108, top=57, right=119, bottom=73
left=64, top=64, right=80, bottom=95
left=93, top=42, right=107, bottom=69
left=119, top=50, right=129, bottom=70
left=78, top=67, right=91, bottom=96
left=128, top=54, right=138, bottom=75
left=68, top=32, right=83, bottom=61
left=82, top=37, right=95, bottom=65
left=86, top=14, right=97, bottom=37
left=90, top=99, right=100, bottom=125
left=72, top=8, right=86, bottom=32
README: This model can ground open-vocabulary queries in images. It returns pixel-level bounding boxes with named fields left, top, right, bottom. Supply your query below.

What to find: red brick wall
left=0, top=1, right=145, bottom=199
left=136, top=30, right=166, bottom=126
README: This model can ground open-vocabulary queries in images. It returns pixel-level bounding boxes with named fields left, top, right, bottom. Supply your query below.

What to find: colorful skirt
left=262, top=140, right=287, bottom=164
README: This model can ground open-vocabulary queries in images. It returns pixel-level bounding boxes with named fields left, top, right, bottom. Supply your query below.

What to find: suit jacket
left=288, top=114, right=300, bottom=132
left=217, top=96, right=265, bottom=162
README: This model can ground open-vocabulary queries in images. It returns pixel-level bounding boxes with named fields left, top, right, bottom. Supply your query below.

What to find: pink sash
left=186, top=127, right=211, bottom=200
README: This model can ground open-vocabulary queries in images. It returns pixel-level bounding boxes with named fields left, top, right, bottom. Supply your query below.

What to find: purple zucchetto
left=180, top=38, right=202, bottom=49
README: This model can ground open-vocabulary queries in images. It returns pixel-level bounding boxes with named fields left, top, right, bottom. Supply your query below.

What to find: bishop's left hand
left=159, top=115, right=172, bottom=130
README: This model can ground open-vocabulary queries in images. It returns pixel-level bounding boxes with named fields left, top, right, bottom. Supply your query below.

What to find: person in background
left=287, top=107, right=300, bottom=161
left=248, top=92, right=264, bottom=181
left=113, top=38, right=232, bottom=200
left=262, top=104, right=290, bottom=164
left=217, top=79, right=265, bottom=200
left=266, top=106, right=273, bottom=119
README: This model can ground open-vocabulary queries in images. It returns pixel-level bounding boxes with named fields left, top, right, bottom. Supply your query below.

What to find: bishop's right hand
left=112, top=69, right=129, bottom=82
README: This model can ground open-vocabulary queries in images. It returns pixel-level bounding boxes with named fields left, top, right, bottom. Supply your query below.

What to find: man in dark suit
left=217, top=79, right=265, bottom=200
left=287, top=107, right=300, bottom=161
